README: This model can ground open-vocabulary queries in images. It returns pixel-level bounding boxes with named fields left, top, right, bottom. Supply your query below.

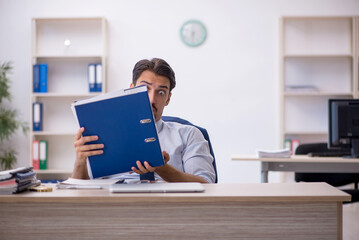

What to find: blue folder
left=32, top=102, right=42, bottom=131
left=39, top=64, right=47, bottom=93
left=72, top=85, right=164, bottom=178
left=33, top=65, right=40, bottom=92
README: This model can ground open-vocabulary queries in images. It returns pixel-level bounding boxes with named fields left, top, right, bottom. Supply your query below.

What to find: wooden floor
left=343, top=202, right=359, bottom=240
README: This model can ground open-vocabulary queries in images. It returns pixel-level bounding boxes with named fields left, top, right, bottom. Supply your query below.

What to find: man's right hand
left=72, top=127, right=104, bottom=179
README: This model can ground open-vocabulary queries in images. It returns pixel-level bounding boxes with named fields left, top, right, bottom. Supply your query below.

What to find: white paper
left=58, top=178, right=122, bottom=189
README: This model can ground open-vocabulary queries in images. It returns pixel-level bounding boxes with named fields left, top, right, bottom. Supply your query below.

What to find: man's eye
left=158, top=91, right=165, bottom=95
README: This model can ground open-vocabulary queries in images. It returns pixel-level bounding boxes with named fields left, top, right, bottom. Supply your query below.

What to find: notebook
left=109, top=182, right=205, bottom=193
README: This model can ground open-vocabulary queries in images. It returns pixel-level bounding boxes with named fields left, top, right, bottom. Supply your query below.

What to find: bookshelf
left=30, top=17, right=107, bottom=180
left=280, top=16, right=358, bottom=150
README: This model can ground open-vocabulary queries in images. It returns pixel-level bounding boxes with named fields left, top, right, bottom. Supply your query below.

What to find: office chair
left=141, top=116, right=218, bottom=183
left=294, top=142, right=359, bottom=203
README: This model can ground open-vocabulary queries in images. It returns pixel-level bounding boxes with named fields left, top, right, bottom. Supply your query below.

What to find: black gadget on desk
left=326, top=99, right=359, bottom=158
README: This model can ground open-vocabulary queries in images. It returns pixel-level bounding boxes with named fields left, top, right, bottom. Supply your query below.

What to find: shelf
left=32, top=92, right=101, bottom=98
left=34, top=55, right=103, bottom=60
left=284, top=131, right=327, bottom=135
left=30, top=17, right=107, bottom=177
left=280, top=16, right=357, bottom=147
left=32, top=131, right=76, bottom=136
left=284, top=54, right=353, bottom=58
left=284, top=92, right=353, bottom=97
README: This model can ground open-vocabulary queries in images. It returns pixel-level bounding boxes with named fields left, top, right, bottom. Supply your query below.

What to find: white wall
left=1, top=0, right=359, bottom=183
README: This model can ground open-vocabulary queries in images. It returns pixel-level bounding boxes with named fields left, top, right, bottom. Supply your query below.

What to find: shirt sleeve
left=181, top=126, right=216, bottom=183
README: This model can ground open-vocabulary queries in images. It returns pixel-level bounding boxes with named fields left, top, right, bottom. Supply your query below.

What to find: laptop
left=109, top=182, right=205, bottom=193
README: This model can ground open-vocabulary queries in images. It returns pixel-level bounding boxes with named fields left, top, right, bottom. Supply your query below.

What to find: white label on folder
left=34, top=104, right=40, bottom=122
left=88, top=65, right=95, bottom=84
left=96, top=64, right=102, bottom=84
left=39, top=141, right=46, bottom=160
left=33, top=141, right=39, bottom=159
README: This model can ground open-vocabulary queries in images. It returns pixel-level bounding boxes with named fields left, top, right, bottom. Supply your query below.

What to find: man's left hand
left=131, top=151, right=169, bottom=175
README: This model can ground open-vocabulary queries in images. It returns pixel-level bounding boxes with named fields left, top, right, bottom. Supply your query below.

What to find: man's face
left=131, top=70, right=172, bottom=122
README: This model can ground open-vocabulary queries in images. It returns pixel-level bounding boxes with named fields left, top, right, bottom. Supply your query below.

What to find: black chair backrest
left=162, top=116, right=218, bottom=183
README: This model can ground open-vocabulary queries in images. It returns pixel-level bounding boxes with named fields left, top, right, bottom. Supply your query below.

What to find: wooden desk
left=232, top=155, right=359, bottom=183
left=0, top=183, right=350, bottom=240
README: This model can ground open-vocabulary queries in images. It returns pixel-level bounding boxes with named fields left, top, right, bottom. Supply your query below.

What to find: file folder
left=33, top=63, right=47, bottom=92
left=33, top=64, right=40, bottom=92
left=71, top=85, right=164, bottom=179
left=32, top=102, right=42, bottom=131
left=88, top=64, right=96, bottom=92
left=39, top=63, right=47, bottom=93
left=32, top=140, right=40, bottom=170
left=95, top=63, right=102, bottom=92
left=39, top=140, right=48, bottom=170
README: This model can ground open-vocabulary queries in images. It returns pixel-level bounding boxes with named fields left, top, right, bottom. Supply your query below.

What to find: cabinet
left=30, top=18, right=107, bottom=179
left=280, top=16, right=358, bottom=148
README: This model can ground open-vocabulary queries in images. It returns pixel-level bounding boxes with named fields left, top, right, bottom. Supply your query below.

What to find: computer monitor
left=328, top=99, right=359, bottom=158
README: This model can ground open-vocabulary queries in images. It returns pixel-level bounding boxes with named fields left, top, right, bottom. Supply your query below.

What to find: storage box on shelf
left=30, top=17, right=107, bottom=180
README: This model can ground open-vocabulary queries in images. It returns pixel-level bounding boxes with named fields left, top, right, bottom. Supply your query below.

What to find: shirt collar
left=156, top=119, right=164, bottom=133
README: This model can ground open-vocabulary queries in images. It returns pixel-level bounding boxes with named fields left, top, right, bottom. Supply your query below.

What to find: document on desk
left=257, top=148, right=291, bottom=158
left=57, top=178, right=123, bottom=189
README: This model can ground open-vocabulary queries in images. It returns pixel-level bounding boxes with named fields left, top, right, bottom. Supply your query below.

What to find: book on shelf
left=95, top=63, right=102, bottom=92
left=88, top=63, right=96, bottom=92
left=39, top=140, right=48, bottom=170
left=71, top=85, right=164, bottom=179
left=291, top=139, right=300, bottom=155
left=32, top=140, right=40, bottom=170
left=88, top=63, right=102, bottom=92
left=32, top=102, right=43, bottom=131
left=33, top=63, right=47, bottom=93
left=283, top=139, right=300, bottom=155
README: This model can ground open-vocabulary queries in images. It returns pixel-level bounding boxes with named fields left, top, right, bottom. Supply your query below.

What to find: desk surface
left=232, top=154, right=359, bottom=163
left=0, top=183, right=350, bottom=203
left=0, top=183, right=349, bottom=240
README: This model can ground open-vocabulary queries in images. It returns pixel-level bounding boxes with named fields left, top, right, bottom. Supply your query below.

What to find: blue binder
left=71, top=85, right=164, bottom=178
left=39, top=64, right=47, bottom=93
left=95, top=63, right=102, bottom=92
left=33, top=65, right=40, bottom=92
left=88, top=64, right=96, bottom=92
left=32, top=102, right=43, bottom=131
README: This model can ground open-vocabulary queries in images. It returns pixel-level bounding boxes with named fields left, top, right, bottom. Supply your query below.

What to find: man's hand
left=131, top=151, right=169, bottom=174
left=72, top=127, right=104, bottom=179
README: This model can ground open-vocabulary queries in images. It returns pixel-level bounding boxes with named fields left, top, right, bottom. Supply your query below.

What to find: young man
left=72, top=58, right=215, bottom=183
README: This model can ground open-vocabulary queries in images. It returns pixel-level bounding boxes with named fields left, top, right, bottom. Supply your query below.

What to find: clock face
left=180, top=20, right=207, bottom=47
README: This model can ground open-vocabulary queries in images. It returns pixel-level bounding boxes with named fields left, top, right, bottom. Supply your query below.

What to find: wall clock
left=180, top=20, right=207, bottom=47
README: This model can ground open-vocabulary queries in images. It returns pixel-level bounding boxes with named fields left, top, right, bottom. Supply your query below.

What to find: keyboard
left=309, top=151, right=351, bottom=157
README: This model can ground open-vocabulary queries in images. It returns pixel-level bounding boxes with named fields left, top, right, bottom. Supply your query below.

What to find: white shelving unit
left=280, top=16, right=358, bottom=148
left=30, top=17, right=107, bottom=180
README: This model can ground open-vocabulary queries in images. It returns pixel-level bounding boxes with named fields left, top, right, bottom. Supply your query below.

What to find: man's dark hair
left=132, top=58, right=176, bottom=91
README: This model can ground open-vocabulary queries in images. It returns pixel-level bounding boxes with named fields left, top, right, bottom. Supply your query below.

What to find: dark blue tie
left=140, top=172, right=155, bottom=181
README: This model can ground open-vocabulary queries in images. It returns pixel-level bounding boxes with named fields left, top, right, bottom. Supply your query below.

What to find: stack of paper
left=0, top=167, right=40, bottom=194
left=256, top=149, right=291, bottom=158
left=57, top=178, right=123, bottom=189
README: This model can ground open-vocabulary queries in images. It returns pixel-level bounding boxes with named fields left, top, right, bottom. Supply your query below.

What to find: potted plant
left=0, top=62, right=28, bottom=170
